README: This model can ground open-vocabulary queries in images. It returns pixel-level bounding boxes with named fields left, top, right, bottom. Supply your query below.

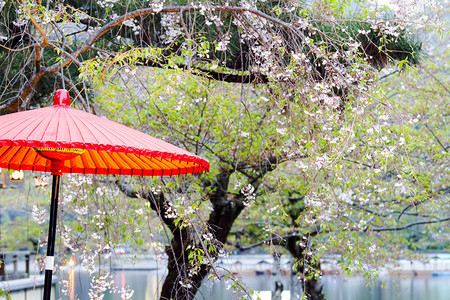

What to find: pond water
left=56, top=269, right=450, bottom=300
left=322, top=275, right=450, bottom=300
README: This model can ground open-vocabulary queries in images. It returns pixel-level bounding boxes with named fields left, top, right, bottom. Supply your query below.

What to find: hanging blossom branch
left=2, top=6, right=287, bottom=113
left=370, top=217, right=450, bottom=232
left=232, top=215, right=450, bottom=250
left=424, top=123, right=448, bottom=153
left=115, top=179, right=176, bottom=231
left=352, top=186, right=450, bottom=220
left=143, top=59, right=270, bottom=83
left=1, top=4, right=356, bottom=113
left=233, top=233, right=302, bottom=251
left=230, top=227, right=321, bottom=251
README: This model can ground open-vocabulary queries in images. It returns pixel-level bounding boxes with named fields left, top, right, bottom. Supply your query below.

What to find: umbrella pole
left=43, top=174, right=60, bottom=300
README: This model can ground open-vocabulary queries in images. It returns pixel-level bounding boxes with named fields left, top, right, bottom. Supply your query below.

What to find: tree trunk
left=159, top=227, right=215, bottom=300
left=290, top=260, right=302, bottom=300
left=159, top=167, right=245, bottom=300
left=159, top=227, right=193, bottom=300
left=302, top=273, right=324, bottom=300
left=286, top=236, right=325, bottom=300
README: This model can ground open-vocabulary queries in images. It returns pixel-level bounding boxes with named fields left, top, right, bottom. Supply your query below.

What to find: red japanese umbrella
left=0, top=89, right=209, bottom=299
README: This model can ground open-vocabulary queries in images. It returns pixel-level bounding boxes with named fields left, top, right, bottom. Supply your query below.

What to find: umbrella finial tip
left=54, top=89, right=70, bottom=106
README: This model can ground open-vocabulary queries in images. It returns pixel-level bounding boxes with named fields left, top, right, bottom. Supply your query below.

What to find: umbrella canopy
left=0, top=89, right=209, bottom=300
left=0, top=89, right=209, bottom=175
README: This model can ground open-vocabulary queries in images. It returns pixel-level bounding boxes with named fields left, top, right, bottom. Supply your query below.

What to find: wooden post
left=43, top=174, right=60, bottom=300
left=0, top=253, right=5, bottom=278
left=25, top=253, right=30, bottom=276
left=13, top=254, right=18, bottom=277
left=1, top=169, right=6, bottom=188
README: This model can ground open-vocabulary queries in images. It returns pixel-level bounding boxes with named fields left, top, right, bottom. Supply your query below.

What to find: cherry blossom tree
left=0, top=1, right=447, bottom=300
left=0, top=0, right=423, bottom=114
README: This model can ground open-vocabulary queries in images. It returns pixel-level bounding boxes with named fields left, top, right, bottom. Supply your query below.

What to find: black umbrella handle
left=43, top=174, right=60, bottom=300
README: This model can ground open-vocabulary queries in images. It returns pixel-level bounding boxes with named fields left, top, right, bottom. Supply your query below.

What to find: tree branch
left=234, top=233, right=300, bottom=251
left=424, top=123, right=448, bottom=153
left=355, top=187, right=449, bottom=224
left=115, top=180, right=176, bottom=231
left=57, top=71, right=90, bottom=111
left=142, top=59, right=269, bottom=83
left=371, top=217, right=450, bottom=232
left=423, top=67, right=450, bottom=95
left=1, top=5, right=302, bottom=113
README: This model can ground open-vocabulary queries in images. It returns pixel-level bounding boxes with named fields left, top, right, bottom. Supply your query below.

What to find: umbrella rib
left=0, top=146, right=10, bottom=159
left=0, top=118, right=29, bottom=142
left=15, top=147, right=33, bottom=169
left=172, top=160, right=190, bottom=175
left=88, top=151, right=109, bottom=174
left=78, top=110, right=132, bottom=151
left=110, top=152, right=134, bottom=175
left=32, top=150, right=50, bottom=173
left=137, top=155, right=163, bottom=176
left=28, top=107, right=63, bottom=146
left=57, top=108, right=71, bottom=148
left=3, top=147, right=20, bottom=169
left=151, top=158, right=175, bottom=176
left=75, top=109, right=187, bottom=160
left=64, top=107, right=102, bottom=149
left=77, top=112, right=140, bottom=153
left=0, top=108, right=53, bottom=147
left=98, top=152, right=121, bottom=175
left=81, top=113, right=151, bottom=151
left=127, top=154, right=154, bottom=175
left=116, top=153, right=143, bottom=176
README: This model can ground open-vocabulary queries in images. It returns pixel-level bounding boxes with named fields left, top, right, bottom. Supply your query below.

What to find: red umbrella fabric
left=0, top=90, right=209, bottom=175
left=0, top=89, right=209, bottom=300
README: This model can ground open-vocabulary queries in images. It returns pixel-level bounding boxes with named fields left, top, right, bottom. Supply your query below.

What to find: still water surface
left=58, top=269, right=450, bottom=300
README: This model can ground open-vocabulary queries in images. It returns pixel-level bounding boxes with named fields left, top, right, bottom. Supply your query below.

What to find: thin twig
left=424, top=123, right=448, bottom=152
left=423, top=68, right=450, bottom=95
left=371, top=217, right=450, bottom=232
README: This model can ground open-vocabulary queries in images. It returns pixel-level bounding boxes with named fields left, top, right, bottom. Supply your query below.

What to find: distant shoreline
left=2, top=252, right=449, bottom=280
